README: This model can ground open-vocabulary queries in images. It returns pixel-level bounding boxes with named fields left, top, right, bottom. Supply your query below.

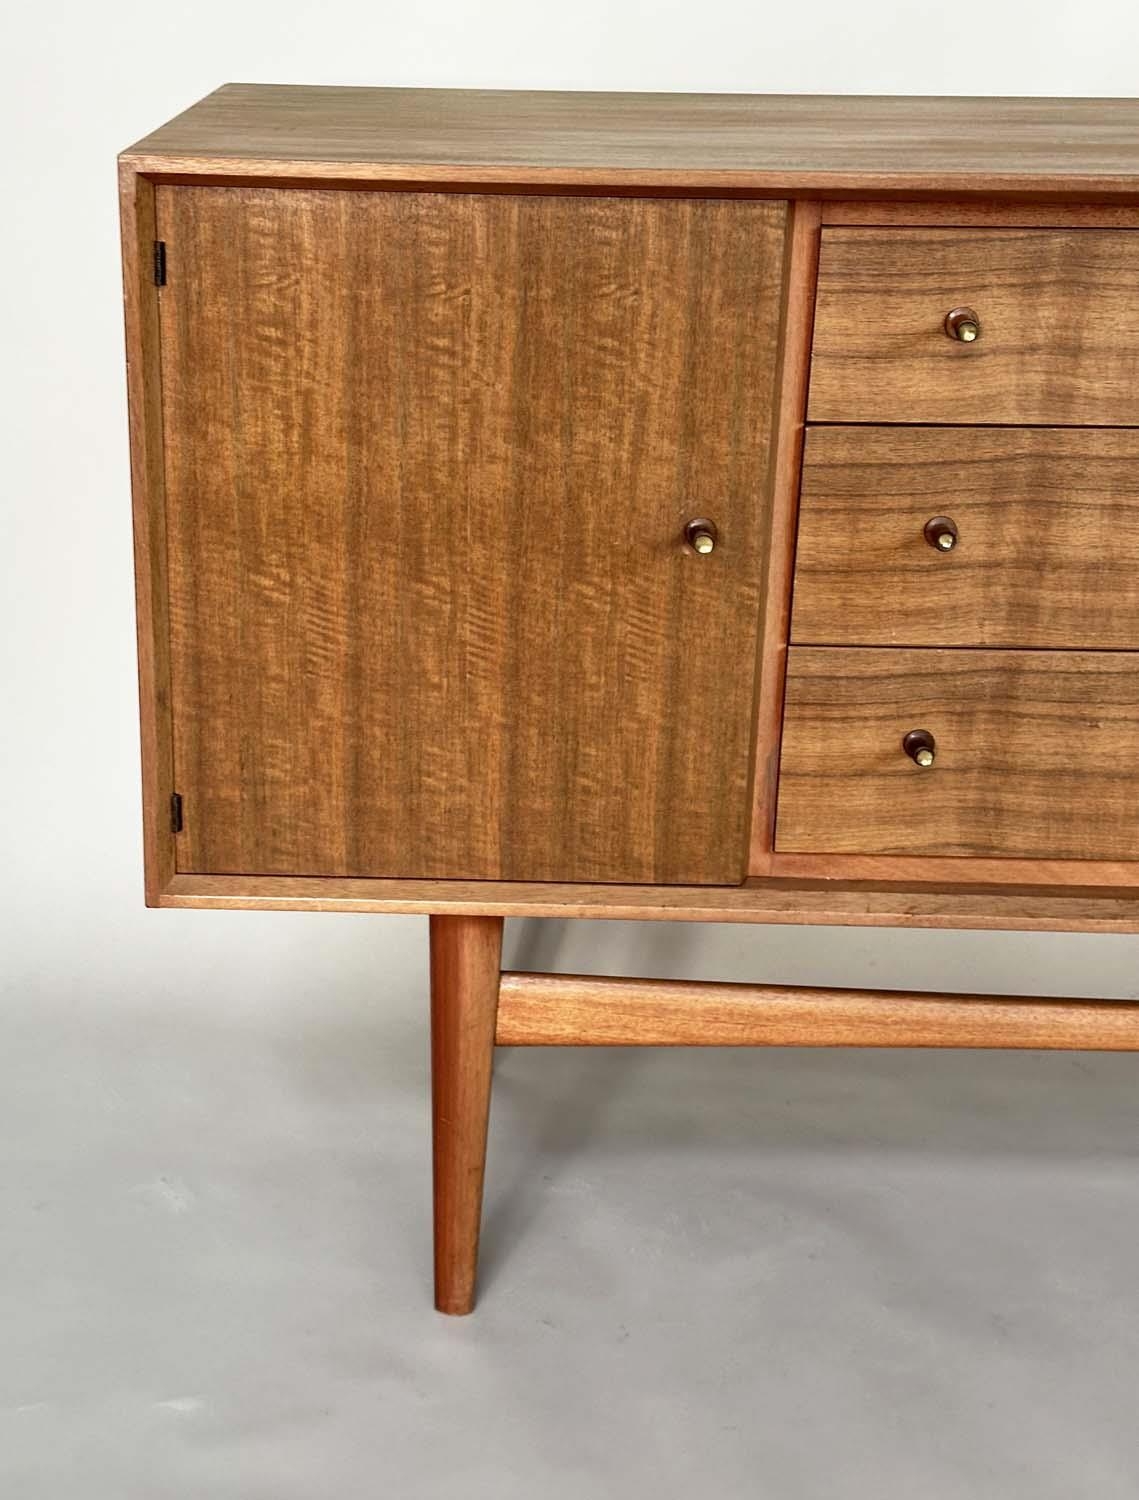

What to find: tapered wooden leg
left=430, top=914, right=504, bottom=1315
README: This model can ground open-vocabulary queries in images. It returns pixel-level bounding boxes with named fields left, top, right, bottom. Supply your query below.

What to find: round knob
left=903, top=729, right=937, bottom=768
left=945, top=307, right=981, bottom=343
left=685, top=518, right=718, bottom=555
left=924, top=516, right=959, bottom=552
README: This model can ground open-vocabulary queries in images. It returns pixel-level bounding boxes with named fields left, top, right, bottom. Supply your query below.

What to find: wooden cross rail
left=496, top=971, right=1139, bottom=1049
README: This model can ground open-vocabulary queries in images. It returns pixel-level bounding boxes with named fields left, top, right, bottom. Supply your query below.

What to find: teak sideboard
left=121, top=85, right=1139, bottom=1313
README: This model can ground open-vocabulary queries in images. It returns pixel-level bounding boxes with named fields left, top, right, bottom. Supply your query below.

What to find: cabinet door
left=156, top=187, right=786, bottom=883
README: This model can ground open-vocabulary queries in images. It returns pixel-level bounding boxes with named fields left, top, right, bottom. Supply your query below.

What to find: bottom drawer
left=775, top=648, right=1139, bottom=860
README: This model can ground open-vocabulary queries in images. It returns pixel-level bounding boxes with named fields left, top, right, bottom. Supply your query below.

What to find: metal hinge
left=153, top=240, right=167, bottom=287
left=170, top=792, right=183, bottom=834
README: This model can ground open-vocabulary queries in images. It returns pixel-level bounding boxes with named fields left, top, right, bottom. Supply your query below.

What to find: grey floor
left=3, top=916, right=1139, bottom=1497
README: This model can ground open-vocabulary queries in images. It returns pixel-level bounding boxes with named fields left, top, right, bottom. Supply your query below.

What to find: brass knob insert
left=924, top=516, right=959, bottom=552
left=903, top=729, right=937, bottom=768
left=685, top=518, right=718, bottom=555
left=945, top=307, right=981, bottom=343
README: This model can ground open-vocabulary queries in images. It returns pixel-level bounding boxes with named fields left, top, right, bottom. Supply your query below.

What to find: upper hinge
left=170, top=791, right=183, bottom=834
left=153, top=240, right=167, bottom=287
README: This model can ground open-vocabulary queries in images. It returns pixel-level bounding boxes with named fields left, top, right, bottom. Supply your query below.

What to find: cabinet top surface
left=122, top=83, right=1139, bottom=196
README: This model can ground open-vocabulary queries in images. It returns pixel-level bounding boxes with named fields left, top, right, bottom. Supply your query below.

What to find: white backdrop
left=5, top=8, right=1139, bottom=1495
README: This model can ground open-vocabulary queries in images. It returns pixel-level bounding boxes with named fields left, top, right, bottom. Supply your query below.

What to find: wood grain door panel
left=157, top=187, right=788, bottom=883
left=808, top=228, right=1139, bottom=425
left=792, top=427, right=1139, bottom=648
left=776, top=647, right=1139, bottom=860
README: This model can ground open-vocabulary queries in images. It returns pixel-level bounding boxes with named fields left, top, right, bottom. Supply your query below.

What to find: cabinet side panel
left=120, top=166, right=175, bottom=901
left=157, top=188, right=787, bottom=884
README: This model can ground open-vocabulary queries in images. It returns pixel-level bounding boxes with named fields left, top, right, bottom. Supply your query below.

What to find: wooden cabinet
left=120, top=87, right=1139, bottom=1312
left=121, top=91, right=1139, bottom=911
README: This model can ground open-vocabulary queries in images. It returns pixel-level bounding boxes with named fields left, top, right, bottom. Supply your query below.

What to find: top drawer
left=808, top=229, right=1139, bottom=426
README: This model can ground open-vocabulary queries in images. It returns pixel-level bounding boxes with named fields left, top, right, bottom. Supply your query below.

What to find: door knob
left=685, top=518, right=718, bottom=554
left=944, top=307, right=981, bottom=343
left=924, top=516, right=959, bottom=551
left=903, top=729, right=937, bottom=768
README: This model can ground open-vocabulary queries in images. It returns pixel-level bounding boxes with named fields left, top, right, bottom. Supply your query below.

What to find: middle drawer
left=791, top=426, right=1139, bottom=649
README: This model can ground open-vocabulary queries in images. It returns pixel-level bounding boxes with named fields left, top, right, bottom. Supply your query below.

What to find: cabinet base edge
left=156, top=873, right=1139, bottom=933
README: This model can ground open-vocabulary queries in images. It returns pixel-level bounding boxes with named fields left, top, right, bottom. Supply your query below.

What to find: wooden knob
left=685, top=518, right=718, bottom=554
left=924, top=516, right=959, bottom=552
left=903, top=729, right=937, bottom=768
left=945, top=307, right=981, bottom=343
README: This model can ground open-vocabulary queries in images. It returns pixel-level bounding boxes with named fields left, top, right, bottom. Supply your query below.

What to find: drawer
left=791, top=427, right=1139, bottom=648
left=808, top=229, right=1139, bottom=426
left=775, top=647, right=1139, bottom=859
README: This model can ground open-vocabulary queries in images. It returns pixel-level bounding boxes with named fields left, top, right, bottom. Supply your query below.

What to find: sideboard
left=120, top=85, right=1139, bottom=1312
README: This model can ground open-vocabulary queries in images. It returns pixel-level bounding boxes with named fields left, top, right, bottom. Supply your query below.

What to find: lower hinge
left=170, top=792, right=183, bottom=834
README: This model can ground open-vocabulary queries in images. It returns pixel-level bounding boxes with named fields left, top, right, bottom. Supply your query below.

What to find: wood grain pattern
left=792, top=427, right=1139, bottom=648
left=748, top=201, right=821, bottom=874
left=158, top=872, right=1139, bottom=932
left=496, top=972, right=1139, bottom=1049
left=119, top=164, right=176, bottom=902
left=809, top=228, right=1139, bottom=425
left=776, top=648, right=1139, bottom=860
left=823, top=201, right=1139, bottom=226
left=123, top=85, right=1139, bottom=199
left=771, top=852, right=1139, bottom=886
left=430, top=915, right=503, bottom=1315
left=157, top=185, right=785, bottom=883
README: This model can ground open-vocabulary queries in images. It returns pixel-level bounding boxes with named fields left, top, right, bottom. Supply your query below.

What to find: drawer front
left=808, top=229, right=1139, bottom=425
left=775, top=648, right=1139, bottom=859
left=791, top=427, right=1139, bottom=649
